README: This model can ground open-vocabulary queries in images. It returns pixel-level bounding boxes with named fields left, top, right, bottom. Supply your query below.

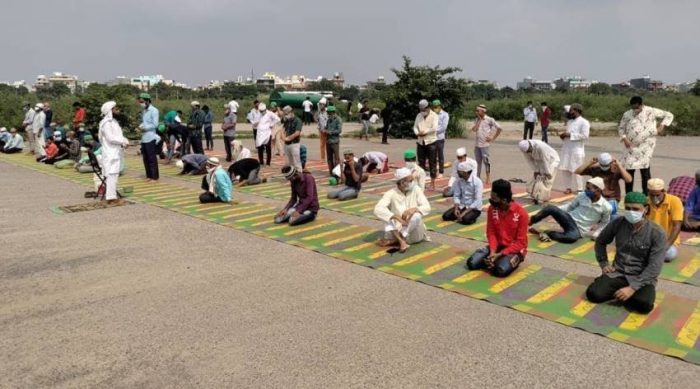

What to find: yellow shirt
left=648, top=193, right=684, bottom=245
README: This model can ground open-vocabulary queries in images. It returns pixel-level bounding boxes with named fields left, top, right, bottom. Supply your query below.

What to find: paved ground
left=2, top=133, right=700, bottom=388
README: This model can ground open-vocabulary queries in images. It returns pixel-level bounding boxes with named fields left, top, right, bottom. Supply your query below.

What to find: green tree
left=383, top=56, right=468, bottom=138
left=36, top=84, right=71, bottom=100
left=588, top=82, right=613, bottom=95
left=690, top=80, right=700, bottom=96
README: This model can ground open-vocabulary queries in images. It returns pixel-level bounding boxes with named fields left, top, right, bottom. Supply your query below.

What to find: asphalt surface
left=2, top=133, right=700, bottom=388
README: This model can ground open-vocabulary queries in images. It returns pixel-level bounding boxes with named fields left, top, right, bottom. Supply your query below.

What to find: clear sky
left=1, top=0, right=698, bottom=87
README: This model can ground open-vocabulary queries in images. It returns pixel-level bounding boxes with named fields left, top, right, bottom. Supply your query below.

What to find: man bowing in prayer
left=374, top=167, right=432, bottom=253
left=519, top=139, right=560, bottom=204
left=98, top=101, right=130, bottom=206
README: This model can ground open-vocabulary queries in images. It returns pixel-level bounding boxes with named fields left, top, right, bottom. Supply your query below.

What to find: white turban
left=394, top=167, right=412, bottom=181
left=191, top=101, right=200, bottom=107
left=518, top=140, right=531, bottom=152
left=564, top=105, right=571, bottom=113
left=319, top=97, right=327, bottom=105
left=418, top=99, right=429, bottom=109
left=258, top=103, right=267, bottom=111
left=175, top=160, right=184, bottom=169
left=101, top=101, right=117, bottom=118
left=456, top=147, right=467, bottom=157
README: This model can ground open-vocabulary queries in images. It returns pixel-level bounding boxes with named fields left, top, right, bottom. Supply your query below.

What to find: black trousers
left=417, top=141, right=438, bottom=179
left=141, top=140, right=159, bottom=180
left=257, top=137, right=272, bottom=166
left=180, top=129, right=191, bottom=156
left=204, top=125, right=213, bottom=149
left=442, top=208, right=481, bottom=225
left=224, top=135, right=234, bottom=162
left=156, top=136, right=166, bottom=159
left=466, top=246, right=523, bottom=278
left=199, top=192, right=223, bottom=203
left=523, top=121, right=535, bottom=139
left=436, top=139, right=445, bottom=174
left=381, top=123, right=391, bottom=144
left=190, top=131, right=204, bottom=155
left=326, top=142, right=340, bottom=175
left=2, top=147, right=22, bottom=154
left=586, top=275, right=655, bottom=314
left=626, top=168, right=651, bottom=195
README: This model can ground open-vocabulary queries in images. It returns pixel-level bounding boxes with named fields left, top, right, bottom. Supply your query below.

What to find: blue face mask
left=584, top=190, right=595, bottom=200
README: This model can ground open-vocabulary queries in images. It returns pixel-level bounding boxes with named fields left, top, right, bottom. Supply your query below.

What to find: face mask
left=405, top=162, right=415, bottom=169
left=566, top=112, right=575, bottom=120
left=140, top=103, right=146, bottom=109
left=599, top=164, right=610, bottom=171
left=407, top=182, right=417, bottom=192
left=584, top=190, right=595, bottom=200
left=489, top=199, right=501, bottom=208
left=652, top=195, right=663, bottom=205
left=623, top=210, right=644, bottom=224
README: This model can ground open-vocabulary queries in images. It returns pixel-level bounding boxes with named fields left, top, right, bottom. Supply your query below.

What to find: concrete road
left=2, top=133, right=700, bottom=387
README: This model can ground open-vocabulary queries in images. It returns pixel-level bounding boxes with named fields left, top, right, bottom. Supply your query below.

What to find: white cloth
left=98, top=107, right=129, bottom=176
left=374, top=187, right=431, bottom=243
left=559, top=116, right=590, bottom=172
left=31, top=110, right=45, bottom=135
left=523, top=106, right=537, bottom=122
left=256, top=111, right=281, bottom=148
left=524, top=140, right=560, bottom=177
left=618, top=106, right=674, bottom=169
left=236, top=147, right=252, bottom=161
left=362, top=151, right=387, bottom=166
left=383, top=213, right=428, bottom=244
left=413, top=111, right=439, bottom=145
left=302, top=100, right=313, bottom=112
left=228, top=100, right=239, bottom=113
left=406, top=163, right=427, bottom=190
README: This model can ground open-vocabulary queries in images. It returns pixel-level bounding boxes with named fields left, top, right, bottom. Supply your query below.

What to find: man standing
left=317, top=98, right=328, bottom=162
left=202, top=105, right=214, bottom=151
left=327, top=149, right=364, bottom=201
left=247, top=100, right=261, bottom=144
left=43, top=102, right=53, bottom=142
left=199, top=157, right=233, bottom=203
left=274, top=166, right=319, bottom=226
left=586, top=192, right=665, bottom=314
left=187, top=101, right=205, bottom=155
left=222, top=102, right=237, bottom=162
left=471, top=104, right=502, bottom=185
left=380, top=102, right=393, bottom=145
left=647, top=178, right=683, bottom=262
left=270, top=102, right=285, bottom=156
left=523, top=101, right=537, bottom=140
left=138, top=93, right=160, bottom=181
left=466, top=179, right=529, bottom=278
left=324, top=105, right=342, bottom=175
left=414, top=99, right=438, bottom=191
left=432, top=99, right=449, bottom=178
left=282, top=106, right=303, bottom=170
left=374, top=167, right=431, bottom=253
left=575, top=152, right=632, bottom=215
left=519, top=139, right=560, bottom=203
left=72, top=102, right=87, bottom=145
left=256, top=103, right=281, bottom=167
left=359, top=100, right=370, bottom=140
left=559, top=103, right=590, bottom=194
left=442, top=160, right=482, bottom=225
left=529, top=177, right=611, bottom=243
left=98, top=101, right=129, bottom=206
left=32, top=103, right=46, bottom=157
left=21, top=102, right=35, bottom=154
left=539, top=102, right=551, bottom=143
left=618, top=96, right=674, bottom=195
left=302, top=96, right=313, bottom=126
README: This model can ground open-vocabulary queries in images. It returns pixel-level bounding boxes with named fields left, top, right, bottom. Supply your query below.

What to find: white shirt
left=98, top=116, right=129, bottom=175
left=413, top=111, right=438, bottom=145
left=302, top=100, right=313, bottom=112
left=374, top=187, right=431, bottom=224
left=247, top=109, right=261, bottom=129
left=256, top=111, right=281, bottom=147
left=559, top=116, right=590, bottom=172
left=523, top=140, right=560, bottom=177
left=453, top=174, right=483, bottom=210
left=32, top=110, right=46, bottom=134
left=362, top=151, right=387, bottom=166
left=523, top=106, right=537, bottom=123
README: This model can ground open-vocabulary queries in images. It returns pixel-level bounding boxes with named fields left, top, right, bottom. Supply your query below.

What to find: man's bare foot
left=378, top=239, right=397, bottom=247
left=399, top=241, right=410, bottom=253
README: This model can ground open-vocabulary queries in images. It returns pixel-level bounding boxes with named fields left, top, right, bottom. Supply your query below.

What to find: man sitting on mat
left=647, top=178, right=683, bottom=262
left=177, top=153, right=208, bottom=175
left=328, top=149, right=364, bottom=201
left=528, top=177, right=611, bottom=243
left=274, top=165, right=319, bottom=226
left=684, top=170, right=700, bottom=231
left=359, top=151, right=389, bottom=175
left=228, top=157, right=266, bottom=187
left=199, top=157, right=232, bottom=203
left=442, top=159, right=482, bottom=225
left=442, top=147, right=470, bottom=198
left=374, top=167, right=431, bottom=253
left=2, top=128, right=25, bottom=153
left=466, top=179, right=529, bottom=277
left=585, top=191, right=665, bottom=314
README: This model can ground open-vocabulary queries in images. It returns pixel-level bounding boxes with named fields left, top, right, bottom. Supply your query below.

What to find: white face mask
left=405, top=162, right=415, bottom=169
left=599, top=164, right=610, bottom=171
left=623, top=210, right=644, bottom=224
left=651, top=195, right=663, bottom=205
left=407, top=181, right=417, bottom=192
left=140, top=103, right=146, bottom=109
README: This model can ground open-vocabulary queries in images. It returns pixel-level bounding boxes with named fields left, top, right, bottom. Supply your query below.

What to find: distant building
left=630, top=75, right=663, bottom=91
left=553, top=76, right=594, bottom=90
left=130, top=74, right=172, bottom=90
left=35, top=72, right=79, bottom=93
left=0, top=80, right=29, bottom=90
left=108, top=76, right=131, bottom=86
left=612, top=81, right=631, bottom=92
left=517, top=77, right=555, bottom=91
left=330, top=72, right=345, bottom=88
left=665, top=81, right=696, bottom=93
left=366, top=76, right=386, bottom=89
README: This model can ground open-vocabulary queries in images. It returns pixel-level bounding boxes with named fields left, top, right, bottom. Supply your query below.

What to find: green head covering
left=270, top=102, right=278, bottom=108
left=624, top=191, right=648, bottom=205
left=431, top=99, right=442, bottom=107
left=83, top=134, right=93, bottom=142
left=404, top=149, right=417, bottom=160
left=157, top=123, right=166, bottom=133
left=139, top=92, right=151, bottom=100
left=327, top=105, right=336, bottom=113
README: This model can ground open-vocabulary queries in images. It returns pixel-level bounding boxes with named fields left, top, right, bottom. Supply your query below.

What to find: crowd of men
left=2, top=93, right=699, bottom=316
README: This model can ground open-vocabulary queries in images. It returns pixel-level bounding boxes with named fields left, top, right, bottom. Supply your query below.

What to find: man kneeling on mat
left=466, top=179, right=529, bottom=277
left=229, top=157, right=266, bottom=187
left=199, top=157, right=232, bottom=203
left=442, top=159, right=482, bottom=225
left=274, top=165, right=319, bottom=226
left=328, top=149, right=364, bottom=201
left=374, top=167, right=431, bottom=253
left=585, top=192, right=665, bottom=314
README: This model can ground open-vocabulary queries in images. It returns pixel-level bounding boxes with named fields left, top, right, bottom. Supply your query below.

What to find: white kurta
left=559, top=116, right=590, bottom=172
left=374, top=186, right=432, bottom=244
left=98, top=116, right=128, bottom=176
left=618, top=106, right=674, bottom=169
left=524, top=140, right=560, bottom=202
left=256, top=111, right=280, bottom=148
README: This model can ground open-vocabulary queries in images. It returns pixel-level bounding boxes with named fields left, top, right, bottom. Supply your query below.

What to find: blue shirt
left=212, top=167, right=233, bottom=202
left=453, top=173, right=483, bottom=210
left=140, top=105, right=160, bottom=143
left=0, top=131, right=10, bottom=143
left=686, top=186, right=700, bottom=219
left=436, top=110, right=449, bottom=140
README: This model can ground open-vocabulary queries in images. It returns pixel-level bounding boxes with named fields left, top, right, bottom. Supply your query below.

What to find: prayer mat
left=3, top=153, right=700, bottom=365
left=50, top=200, right=134, bottom=214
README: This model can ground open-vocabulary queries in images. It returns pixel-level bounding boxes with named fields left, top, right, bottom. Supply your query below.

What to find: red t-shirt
left=487, top=201, right=530, bottom=256
left=45, top=143, right=58, bottom=158
left=73, top=107, right=86, bottom=126
left=539, top=107, right=551, bottom=127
